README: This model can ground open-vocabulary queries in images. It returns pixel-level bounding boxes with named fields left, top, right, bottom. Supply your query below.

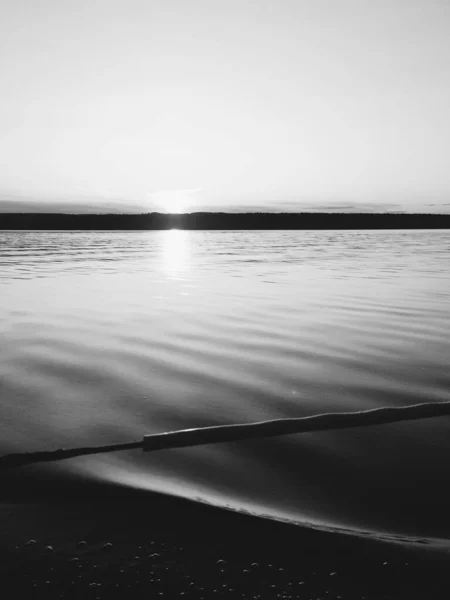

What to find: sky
left=1, top=0, right=449, bottom=214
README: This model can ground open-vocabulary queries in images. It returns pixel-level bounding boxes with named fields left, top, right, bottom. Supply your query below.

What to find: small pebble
left=44, top=546, right=54, bottom=552
left=25, top=540, right=37, bottom=546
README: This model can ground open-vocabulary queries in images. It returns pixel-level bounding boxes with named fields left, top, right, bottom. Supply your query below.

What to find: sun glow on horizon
left=150, top=189, right=201, bottom=214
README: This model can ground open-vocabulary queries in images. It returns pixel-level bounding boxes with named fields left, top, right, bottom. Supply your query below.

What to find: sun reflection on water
left=162, top=229, right=190, bottom=278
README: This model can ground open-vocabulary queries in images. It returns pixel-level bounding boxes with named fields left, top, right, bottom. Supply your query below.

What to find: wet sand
left=1, top=483, right=450, bottom=600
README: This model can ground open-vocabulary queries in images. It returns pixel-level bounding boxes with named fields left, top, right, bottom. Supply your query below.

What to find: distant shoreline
left=1, top=212, right=450, bottom=230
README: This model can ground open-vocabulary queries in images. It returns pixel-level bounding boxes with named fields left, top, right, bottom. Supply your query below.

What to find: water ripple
left=1, top=229, right=450, bottom=542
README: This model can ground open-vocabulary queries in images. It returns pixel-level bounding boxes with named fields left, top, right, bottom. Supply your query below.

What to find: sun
left=150, top=189, right=193, bottom=214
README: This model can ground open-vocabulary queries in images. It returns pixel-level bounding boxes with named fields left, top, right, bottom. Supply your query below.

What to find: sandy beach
left=2, top=485, right=450, bottom=600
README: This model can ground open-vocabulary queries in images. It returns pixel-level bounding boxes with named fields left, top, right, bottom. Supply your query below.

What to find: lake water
left=1, top=229, right=450, bottom=543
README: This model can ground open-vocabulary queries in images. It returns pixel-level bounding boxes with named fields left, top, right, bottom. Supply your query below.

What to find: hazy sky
left=1, top=0, right=449, bottom=213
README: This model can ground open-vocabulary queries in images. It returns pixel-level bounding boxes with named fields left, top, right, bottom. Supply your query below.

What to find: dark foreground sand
left=1, top=485, right=450, bottom=600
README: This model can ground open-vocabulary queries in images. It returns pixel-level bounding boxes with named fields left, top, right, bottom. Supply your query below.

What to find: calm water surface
left=1, top=230, right=450, bottom=542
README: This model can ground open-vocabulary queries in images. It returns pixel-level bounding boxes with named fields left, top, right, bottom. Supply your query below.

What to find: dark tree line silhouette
left=1, top=212, right=449, bottom=230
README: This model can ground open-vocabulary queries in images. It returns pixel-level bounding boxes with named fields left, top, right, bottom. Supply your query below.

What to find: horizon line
left=2, top=211, right=450, bottom=216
